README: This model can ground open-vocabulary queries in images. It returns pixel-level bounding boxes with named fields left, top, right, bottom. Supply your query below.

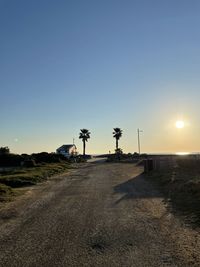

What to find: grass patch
left=0, top=162, right=70, bottom=201
left=0, top=183, right=15, bottom=202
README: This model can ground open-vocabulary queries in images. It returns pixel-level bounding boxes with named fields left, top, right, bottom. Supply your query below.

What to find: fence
left=144, top=156, right=177, bottom=172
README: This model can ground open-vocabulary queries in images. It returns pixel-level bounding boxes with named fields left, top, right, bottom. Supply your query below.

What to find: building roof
left=57, top=144, right=76, bottom=152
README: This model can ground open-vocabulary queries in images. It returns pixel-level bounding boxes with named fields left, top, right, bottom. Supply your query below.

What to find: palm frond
left=113, top=127, right=123, bottom=139
left=79, top=129, right=91, bottom=140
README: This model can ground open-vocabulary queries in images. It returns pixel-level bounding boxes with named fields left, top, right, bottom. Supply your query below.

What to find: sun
left=175, top=120, right=185, bottom=129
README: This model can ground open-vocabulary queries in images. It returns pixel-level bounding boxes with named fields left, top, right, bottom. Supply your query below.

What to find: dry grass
left=0, top=162, right=70, bottom=201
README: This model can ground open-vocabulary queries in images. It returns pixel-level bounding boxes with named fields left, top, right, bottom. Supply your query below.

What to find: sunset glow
left=1, top=1, right=200, bottom=154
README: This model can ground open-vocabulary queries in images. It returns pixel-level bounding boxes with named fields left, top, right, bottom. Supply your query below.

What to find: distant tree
left=113, top=128, right=123, bottom=151
left=31, top=152, right=66, bottom=163
left=0, top=146, right=10, bottom=155
left=79, top=129, right=91, bottom=156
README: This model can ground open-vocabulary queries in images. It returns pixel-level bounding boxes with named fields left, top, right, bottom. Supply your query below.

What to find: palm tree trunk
left=83, top=140, right=86, bottom=156
left=116, top=139, right=118, bottom=150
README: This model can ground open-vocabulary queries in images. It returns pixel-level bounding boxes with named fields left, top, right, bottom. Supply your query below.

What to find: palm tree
left=113, top=128, right=123, bottom=151
left=79, top=129, right=91, bottom=156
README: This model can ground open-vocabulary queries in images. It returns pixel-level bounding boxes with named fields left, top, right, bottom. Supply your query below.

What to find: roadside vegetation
left=0, top=163, right=70, bottom=187
left=107, top=152, right=147, bottom=163
left=147, top=156, right=200, bottom=226
left=0, top=147, right=83, bottom=202
left=0, top=163, right=70, bottom=201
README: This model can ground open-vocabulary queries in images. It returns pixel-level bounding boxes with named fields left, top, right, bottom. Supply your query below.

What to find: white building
left=56, top=144, right=77, bottom=158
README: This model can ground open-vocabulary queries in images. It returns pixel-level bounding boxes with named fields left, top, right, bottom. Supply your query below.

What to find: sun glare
left=176, top=152, right=189, bottom=156
left=175, top=120, right=185, bottom=129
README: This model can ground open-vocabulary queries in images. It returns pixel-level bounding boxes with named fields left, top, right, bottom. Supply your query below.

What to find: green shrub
left=0, top=154, right=23, bottom=167
left=23, top=159, right=36, bottom=167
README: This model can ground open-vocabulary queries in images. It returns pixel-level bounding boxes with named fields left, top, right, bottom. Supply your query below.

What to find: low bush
left=0, top=154, right=23, bottom=167
left=22, top=159, right=36, bottom=167
left=31, top=152, right=68, bottom=164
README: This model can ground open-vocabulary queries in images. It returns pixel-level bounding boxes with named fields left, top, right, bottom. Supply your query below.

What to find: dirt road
left=0, top=161, right=200, bottom=267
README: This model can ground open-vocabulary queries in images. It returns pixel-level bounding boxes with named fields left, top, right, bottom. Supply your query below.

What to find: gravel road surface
left=0, top=161, right=200, bottom=267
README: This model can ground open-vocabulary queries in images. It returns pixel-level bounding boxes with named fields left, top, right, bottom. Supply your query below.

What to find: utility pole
left=137, top=128, right=143, bottom=155
left=73, top=138, right=75, bottom=145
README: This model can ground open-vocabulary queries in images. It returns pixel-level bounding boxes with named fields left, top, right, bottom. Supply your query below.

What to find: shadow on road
left=114, top=174, right=163, bottom=204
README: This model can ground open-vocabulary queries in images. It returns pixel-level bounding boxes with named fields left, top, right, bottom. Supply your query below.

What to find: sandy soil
left=0, top=161, right=199, bottom=267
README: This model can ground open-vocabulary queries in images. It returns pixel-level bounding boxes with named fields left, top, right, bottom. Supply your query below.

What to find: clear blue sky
left=1, top=0, right=200, bottom=154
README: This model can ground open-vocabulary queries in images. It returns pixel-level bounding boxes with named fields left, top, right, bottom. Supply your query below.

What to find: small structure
left=56, top=144, right=77, bottom=158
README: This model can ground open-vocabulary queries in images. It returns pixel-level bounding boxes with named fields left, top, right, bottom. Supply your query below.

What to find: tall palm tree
left=79, top=129, right=91, bottom=156
left=113, top=127, right=122, bottom=151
